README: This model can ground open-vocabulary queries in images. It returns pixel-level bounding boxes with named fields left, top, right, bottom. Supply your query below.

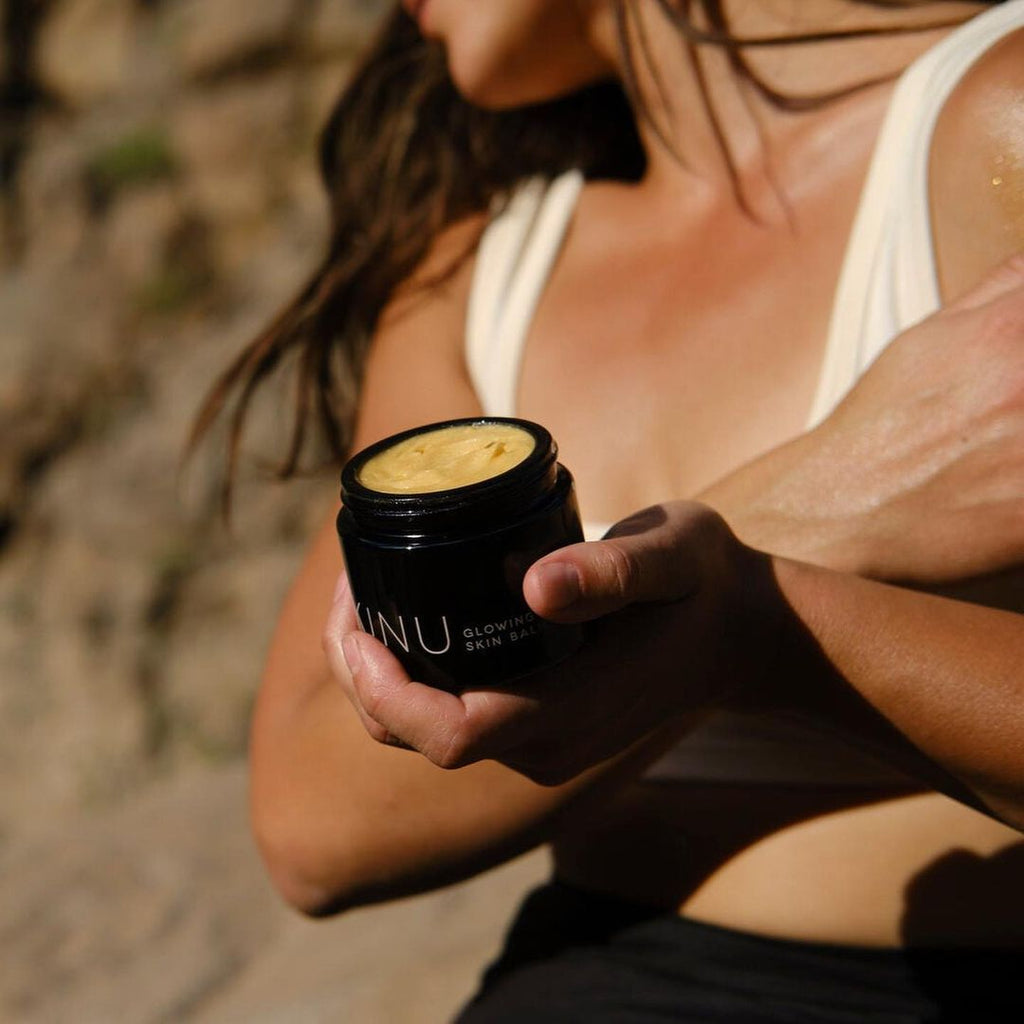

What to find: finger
left=342, top=631, right=536, bottom=768
left=322, top=573, right=358, bottom=694
left=322, top=577, right=393, bottom=741
left=321, top=622, right=391, bottom=742
left=946, top=251, right=1024, bottom=312
left=323, top=574, right=369, bottom=709
left=325, top=571, right=359, bottom=639
left=523, top=503, right=713, bottom=623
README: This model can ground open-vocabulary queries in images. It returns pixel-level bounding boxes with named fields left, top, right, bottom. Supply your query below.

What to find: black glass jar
left=337, top=417, right=584, bottom=693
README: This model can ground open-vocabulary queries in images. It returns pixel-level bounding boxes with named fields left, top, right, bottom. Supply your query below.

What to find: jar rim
left=341, top=416, right=555, bottom=510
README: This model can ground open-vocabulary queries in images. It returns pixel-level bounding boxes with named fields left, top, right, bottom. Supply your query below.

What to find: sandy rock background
left=0, top=2, right=546, bottom=1019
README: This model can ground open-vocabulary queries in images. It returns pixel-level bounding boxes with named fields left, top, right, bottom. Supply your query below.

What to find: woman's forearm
left=251, top=670, right=556, bottom=914
left=760, top=556, right=1024, bottom=828
left=696, top=428, right=874, bottom=575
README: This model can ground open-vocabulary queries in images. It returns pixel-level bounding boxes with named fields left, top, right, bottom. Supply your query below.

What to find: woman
left=205, top=1, right=1024, bottom=1019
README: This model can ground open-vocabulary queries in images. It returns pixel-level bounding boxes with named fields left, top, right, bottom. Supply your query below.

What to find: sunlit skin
left=251, top=0, right=1024, bottom=957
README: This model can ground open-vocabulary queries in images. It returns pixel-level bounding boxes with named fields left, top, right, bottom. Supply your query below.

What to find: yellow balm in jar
left=358, top=422, right=535, bottom=493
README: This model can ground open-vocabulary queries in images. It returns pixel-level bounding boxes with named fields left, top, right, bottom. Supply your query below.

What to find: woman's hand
left=701, top=254, right=1024, bottom=586
left=325, top=503, right=762, bottom=785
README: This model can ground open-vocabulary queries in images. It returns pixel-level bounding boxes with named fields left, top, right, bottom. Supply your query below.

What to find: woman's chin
left=447, top=58, right=602, bottom=111
left=446, top=63, right=550, bottom=111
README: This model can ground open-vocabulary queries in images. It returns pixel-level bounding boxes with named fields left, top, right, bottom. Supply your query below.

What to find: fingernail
left=533, top=561, right=581, bottom=610
left=332, top=573, right=350, bottom=603
left=341, top=632, right=363, bottom=676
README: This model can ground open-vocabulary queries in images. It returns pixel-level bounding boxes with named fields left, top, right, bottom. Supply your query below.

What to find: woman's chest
left=517, top=198, right=858, bottom=523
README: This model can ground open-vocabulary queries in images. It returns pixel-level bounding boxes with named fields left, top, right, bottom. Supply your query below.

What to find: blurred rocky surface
left=1, top=0, right=351, bottom=845
left=35, top=0, right=136, bottom=106
left=1, top=2, right=542, bottom=1020
left=0, top=766, right=548, bottom=1023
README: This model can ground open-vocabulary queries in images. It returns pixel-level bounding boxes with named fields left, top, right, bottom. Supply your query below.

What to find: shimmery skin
left=988, top=105, right=1024, bottom=233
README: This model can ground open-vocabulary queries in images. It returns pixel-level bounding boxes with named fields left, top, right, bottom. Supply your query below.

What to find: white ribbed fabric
left=464, top=3, right=1024, bottom=784
left=466, top=170, right=585, bottom=417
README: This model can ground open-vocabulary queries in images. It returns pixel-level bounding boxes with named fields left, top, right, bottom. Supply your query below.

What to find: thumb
left=945, top=251, right=1024, bottom=312
left=523, top=503, right=713, bottom=623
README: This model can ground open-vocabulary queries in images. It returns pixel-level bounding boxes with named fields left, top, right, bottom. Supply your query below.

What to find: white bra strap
left=466, top=170, right=585, bottom=416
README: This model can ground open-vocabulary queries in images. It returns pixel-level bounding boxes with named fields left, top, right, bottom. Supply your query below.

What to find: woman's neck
left=583, top=0, right=987, bottom=216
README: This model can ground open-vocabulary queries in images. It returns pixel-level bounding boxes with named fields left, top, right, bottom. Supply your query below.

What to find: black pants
left=455, top=881, right=1022, bottom=1023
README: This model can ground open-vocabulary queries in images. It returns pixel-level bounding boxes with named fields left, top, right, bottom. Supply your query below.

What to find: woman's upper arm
left=930, top=26, right=1024, bottom=303
left=250, top=216, right=587, bottom=914
left=349, top=216, right=486, bottom=447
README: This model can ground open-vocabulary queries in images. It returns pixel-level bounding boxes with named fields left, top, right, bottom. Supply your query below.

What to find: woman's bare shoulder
left=382, top=212, right=488, bottom=326
left=929, top=25, right=1024, bottom=302
left=355, top=212, right=488, bottom=447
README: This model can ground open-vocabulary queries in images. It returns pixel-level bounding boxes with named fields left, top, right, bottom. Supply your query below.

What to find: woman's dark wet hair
left=192, top=1, right=1004, bottom=513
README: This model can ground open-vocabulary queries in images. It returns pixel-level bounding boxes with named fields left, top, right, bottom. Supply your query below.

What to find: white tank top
left=465, top=2, right=1024, bottom=785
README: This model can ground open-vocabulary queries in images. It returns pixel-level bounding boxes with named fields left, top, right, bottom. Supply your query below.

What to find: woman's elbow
left=250, top=799, right=372, bottom=918
left=260, top=849, right=353, bottom=919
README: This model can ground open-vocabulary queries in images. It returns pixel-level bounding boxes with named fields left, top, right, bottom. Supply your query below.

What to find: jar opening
left=341, top=418, right=559, bottom=537
left=358, top=421, right=535, bottom=495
